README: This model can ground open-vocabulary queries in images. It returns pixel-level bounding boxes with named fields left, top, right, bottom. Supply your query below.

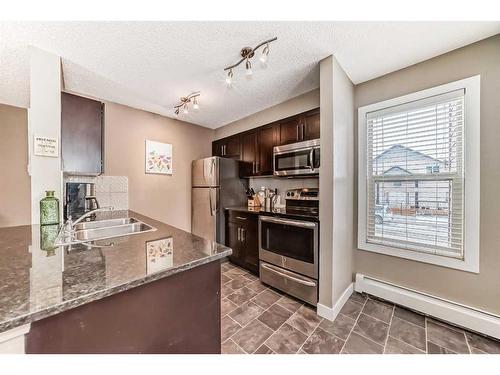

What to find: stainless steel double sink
left=60, top=217, right=156, bottom=245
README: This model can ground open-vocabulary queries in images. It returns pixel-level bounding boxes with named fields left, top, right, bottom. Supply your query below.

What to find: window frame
left=357, top=75, right=480, bottom=273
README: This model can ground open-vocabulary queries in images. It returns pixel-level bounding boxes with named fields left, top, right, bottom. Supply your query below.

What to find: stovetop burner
left=285, top=188, right=319, bottom=218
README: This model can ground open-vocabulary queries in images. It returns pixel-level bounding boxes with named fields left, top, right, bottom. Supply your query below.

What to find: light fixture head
left=245, top=59, right=253, bottom=79
left=225, top=69, right=233, bottom=87
left=174, top=92, right=200, bottom=115
left=223, top=37, right=276, bottom=82
left=260, top=43, right=269, bottom=67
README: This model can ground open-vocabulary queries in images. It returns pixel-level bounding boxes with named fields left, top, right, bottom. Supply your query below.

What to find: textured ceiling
left=1, top=21, right=499, bottom=128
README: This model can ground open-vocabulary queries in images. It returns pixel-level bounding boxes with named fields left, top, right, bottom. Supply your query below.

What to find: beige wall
left=104, top=102, right=214, bottom=232
left=0, top=104, right=31, bottom=227
left=354, top=34, right=500, bottom=313
left=214, top=89, right=320, bottom=140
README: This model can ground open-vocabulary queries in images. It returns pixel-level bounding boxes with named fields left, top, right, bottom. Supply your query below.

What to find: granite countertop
left=225, top=206, right=320, bottom=222
left=0, top=210, right=231, bottom=334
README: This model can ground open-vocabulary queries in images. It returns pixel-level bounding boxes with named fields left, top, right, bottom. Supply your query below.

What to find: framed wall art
left=145, top=140, right=172, bottom=175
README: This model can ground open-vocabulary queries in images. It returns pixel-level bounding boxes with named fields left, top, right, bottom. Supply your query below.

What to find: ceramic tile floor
left=220, top=261, right=500, bottom=354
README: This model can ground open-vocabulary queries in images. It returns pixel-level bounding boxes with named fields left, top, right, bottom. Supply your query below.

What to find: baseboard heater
left=355, top=273, right=500, bottom=340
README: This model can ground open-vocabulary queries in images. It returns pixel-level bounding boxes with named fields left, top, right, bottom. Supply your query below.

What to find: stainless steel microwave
left=273, top=139, right=320, bottom=176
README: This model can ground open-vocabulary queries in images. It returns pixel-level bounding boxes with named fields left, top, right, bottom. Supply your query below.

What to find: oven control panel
left=285, top=188, right=319, bottom=201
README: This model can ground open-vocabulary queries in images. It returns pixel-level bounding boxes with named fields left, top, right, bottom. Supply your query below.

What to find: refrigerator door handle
left=211, top=157, right=216, bottom=179
left=209, top=187, right=216, bottom=216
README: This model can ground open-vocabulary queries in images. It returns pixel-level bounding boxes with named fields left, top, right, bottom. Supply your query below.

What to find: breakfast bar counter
left=0, top=210, right=231, bottom=353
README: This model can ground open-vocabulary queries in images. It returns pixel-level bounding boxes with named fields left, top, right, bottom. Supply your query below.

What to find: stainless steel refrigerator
left=192, top=157, right=248, bottom=244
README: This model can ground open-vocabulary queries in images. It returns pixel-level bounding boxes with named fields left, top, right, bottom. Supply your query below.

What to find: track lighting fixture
left=225, top=69, right=234, bottom=87
left=223, top=37, right=277, bottom=85
left=173, top=92, right=200, bottom=116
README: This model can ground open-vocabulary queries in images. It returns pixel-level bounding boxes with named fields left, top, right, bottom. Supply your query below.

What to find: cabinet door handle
left=236, top=216, right=247, bottom=220
left=296, top=125, right=299, bottom=140
left=237, top=227, right=241, bottom=241
left=241, top=228, right=245, bottom=242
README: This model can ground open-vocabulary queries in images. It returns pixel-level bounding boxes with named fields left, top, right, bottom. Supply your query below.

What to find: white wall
left=331, top=56, right=354, bottom=304
left=318, top=55, right=355, bottom=319
left=29, top=47, right=62, bottom=224
left=319, top=57, right=334, bottom=309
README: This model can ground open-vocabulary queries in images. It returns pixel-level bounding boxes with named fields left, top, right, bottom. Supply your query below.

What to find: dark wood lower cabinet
left=26, top=261, right=221, bottom=354
left=226, top=211, right=259, bottom=274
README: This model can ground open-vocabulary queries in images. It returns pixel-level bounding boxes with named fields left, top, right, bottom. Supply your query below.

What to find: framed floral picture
left=145, top=140, right=172, bottom=175
left=146, top=237, right=173, bottom=275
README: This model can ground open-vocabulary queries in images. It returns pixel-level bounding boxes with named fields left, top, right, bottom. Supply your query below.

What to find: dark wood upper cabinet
left=212, top=140, right=224, bottom=157
left=225, top=136, right=241, bottom=159
left=240, top=131, right=259, bottom=176
left=278, top=109, right=321, bottom=145
left=211, top=108, right=319, bottom=177
left=279, top=116, right=302, bottom=145
left=303, top=109, right=321, bottom=140
left=258, top=124, right=279, bottom=175
left=213, top=135, right=240, bottom=159
left=61, top=92, right=103, bottom=175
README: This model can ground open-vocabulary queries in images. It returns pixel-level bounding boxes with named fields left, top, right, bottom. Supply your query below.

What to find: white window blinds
left=366, top=89, right=465, bottom=258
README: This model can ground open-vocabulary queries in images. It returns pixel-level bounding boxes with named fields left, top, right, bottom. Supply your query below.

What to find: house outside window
left=357, top=76, right=480, bottom=273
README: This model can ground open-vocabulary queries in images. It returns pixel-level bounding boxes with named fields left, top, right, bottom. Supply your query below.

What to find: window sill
left=357, top=241, right=479, bottom=274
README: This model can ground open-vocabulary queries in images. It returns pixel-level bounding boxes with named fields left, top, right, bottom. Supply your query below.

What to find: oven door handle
left=259, top=216, right=317, bottom=229
left=261, top=263, right=316, bottom=287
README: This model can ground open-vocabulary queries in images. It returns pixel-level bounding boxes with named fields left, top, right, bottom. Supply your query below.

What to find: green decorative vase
left=40, top=191, right=60, bottom=225
left=40, top=224, right=59, bottom=256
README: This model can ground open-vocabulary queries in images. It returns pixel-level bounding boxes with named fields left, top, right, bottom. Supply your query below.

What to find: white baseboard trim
left=317, top=283, right=354, bottom=321
left=355, top=273, right=500, bottom=340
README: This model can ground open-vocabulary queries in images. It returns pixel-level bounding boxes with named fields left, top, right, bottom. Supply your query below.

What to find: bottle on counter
left=40, top=224, right=59, bottom=256
left=40, top=190, right=60, bottom=225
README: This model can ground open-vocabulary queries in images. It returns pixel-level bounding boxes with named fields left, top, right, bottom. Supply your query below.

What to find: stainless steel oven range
left=258, top=188, right=319, bottom=306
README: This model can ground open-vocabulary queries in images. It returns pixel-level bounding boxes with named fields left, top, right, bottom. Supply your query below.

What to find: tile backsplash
left=249, top=177, right=319, bottom=207
left=95, top=176, right=129, bottom=210
left=63, top=175, right=129, bottom=211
